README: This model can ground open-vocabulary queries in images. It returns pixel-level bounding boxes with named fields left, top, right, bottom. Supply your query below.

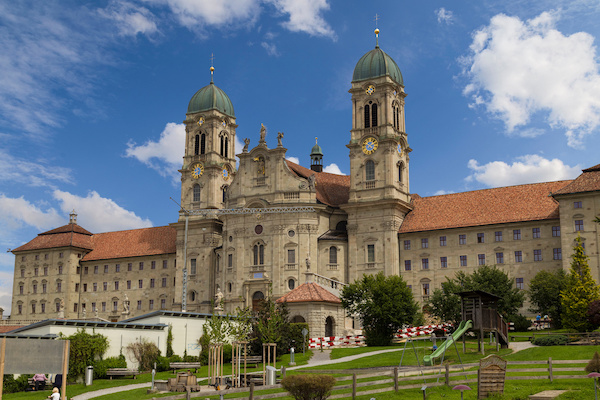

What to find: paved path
left=71, top=382, right=151, bottom=400
left=509, top=340, right=537, bottom=353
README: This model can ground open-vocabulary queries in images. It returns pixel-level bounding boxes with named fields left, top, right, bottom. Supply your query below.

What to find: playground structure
left=423, top=290, right=509, bottom=366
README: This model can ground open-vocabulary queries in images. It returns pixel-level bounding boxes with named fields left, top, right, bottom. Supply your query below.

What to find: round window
left=255, top=225, right=263, bottom=234
left=288, top=279, right=295, bottom=290
left=228, top=236, right=233, bottom=242
left=288, top=230, right=295, bottom=237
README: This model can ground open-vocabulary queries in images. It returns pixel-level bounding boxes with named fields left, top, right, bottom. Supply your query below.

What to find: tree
left=561, top=236, right=600, bottom=331
left=528, top=269, right=567, bottom=328
left=126, top=339, right=160, bottom=371
left=454, top=265, right=525, bottom=317
left=428, top=278, right=462, bottom=325
left=60, top=329, right=109, bottom=380
left=341, top=272, right=419, bottom=346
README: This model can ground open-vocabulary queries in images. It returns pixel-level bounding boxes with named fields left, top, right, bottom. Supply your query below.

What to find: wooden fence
left=150, top=358, right=590, bottom=400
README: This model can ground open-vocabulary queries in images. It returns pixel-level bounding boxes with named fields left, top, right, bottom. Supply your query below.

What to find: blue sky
left=2, top=0, right=600, bottom=315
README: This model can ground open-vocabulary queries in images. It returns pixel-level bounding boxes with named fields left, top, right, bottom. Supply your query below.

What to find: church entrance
left=252, top=291, right=264, bottom=311
left=325, top=316, right=334, bottom=337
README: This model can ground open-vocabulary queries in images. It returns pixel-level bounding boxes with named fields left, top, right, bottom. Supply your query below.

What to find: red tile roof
left=286, top=161, right=350, bottom=207
left=12, top=224, right=94, bottom=252
left=399, top=180, right=571, bottom=233
left=0, top=325, right=24, bottom=333
left=276, top=283, right=341, bottom=304
left=82, top=226, right=176, bottom=261
left=552, top=164, right=600, bottom=196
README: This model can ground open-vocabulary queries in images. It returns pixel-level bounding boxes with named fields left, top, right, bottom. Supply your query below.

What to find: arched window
left=193, top=184, right=201, bottom=202
left=288, top=279, right=295, bottom=290
left=194, top=134, right=200, bottom=155
left=224, top=136, right=229, bottom=157
left=371, top=103, right=378, bottom=127
left=220, top=135, right=229, bottom=157
left=190, top=291, right=197, bottom=302
left=252, top=291, right=265, bottom=311
left=253, top=244, right=264, bottom=265
left=329, top=247, right=338, bottom=264
left=220, top=135, right=225, bottom=156
left=399, top=162, right=404, bottom=183
left=396, top=106, right=400, bottom=129
left=393, top=107, right=397, bottom=129
left=325, top=316, right=334, bottom=337
left=200, top=133, right=206, bottom=154
left=364, top=104, right=370, bottom=128
left=227, top=282, right=233, bottom=293
left=291, top=315, right=306, bottom=323
left=222, top=185, right=228, bottom=203
left=365, top=160, right=375, bottom=181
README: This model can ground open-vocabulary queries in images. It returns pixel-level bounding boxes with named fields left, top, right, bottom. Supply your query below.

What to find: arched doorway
left=252, top=291, right=265, bottom=311
left=325, top=316, right=334, bottom=337
left=291, top=315, right=306, bottom=323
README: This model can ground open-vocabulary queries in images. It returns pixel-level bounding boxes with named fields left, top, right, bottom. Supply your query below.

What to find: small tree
left=586, top=351, right=600, bottom=373
left=60, top=329, right=109, bottom=380
left=428, top=278, right=461, bottom=324
left=281, top=374, right=336, bottom=400
left=166, top=324, right=174, bottom=357
left=341, top=272, right=419, bottom=346
left=561, top=236, right=600, bottom=331
left=126, top=339, right=160, bottom=371
left=529, top=269, right=567, bottom=328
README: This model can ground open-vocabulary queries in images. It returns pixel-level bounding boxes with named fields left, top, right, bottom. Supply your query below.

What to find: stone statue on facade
left=307, top=174, right=316, bottom=191
left=277, top=131, right=284, bottom=147
left=58, top=298, right=65, bottom=319
left=122, top=293, right=130, bottom=315
left=82, top=307, right=87, bottom=319
left=259, top=123, right=267, bottom=145
left=214, top=288, right=224, bottom=314
left=305, top=256, right=311, bottom=270
left=243, top=138, right=250, bottom=152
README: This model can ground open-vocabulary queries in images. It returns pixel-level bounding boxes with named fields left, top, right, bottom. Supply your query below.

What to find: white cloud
left=261, top=41, right=279, bottom=56
left=462, top=11, right=600, bottom=147
left=0, top=194, right=63, bottom=232
left=98, top=1, right=159, bottom=37
left=323, top=163, right=343, bottom=175
left=433, top=190, right=455, bottom=196
left=0, top=269, right=14, bottom=316
left=435, top=8, right=454, bottom=24
left=286, top=156, right=300, bottom=165
left=0, top=149, right=73, bottom=188
left=125, top=122, right=185, bottom=182
left=264, top=0, right=335, bottom=38
left=53, top=190, right=153, bottom=233
left=465, top=155, right=581, bottom=187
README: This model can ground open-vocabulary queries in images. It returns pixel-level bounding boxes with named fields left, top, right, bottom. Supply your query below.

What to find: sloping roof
left=276, top=283, right=341, bottom=304
left=82, top=226, right=176, bottom=261
left=0, top=325, right=24, bottom=333
left=552, top=163, right=600, bottom=196
left=12, top=223, right=94, bottom=252
left=286, top=161, right=350, bottom=207
left=399, top=180, right=571, bottom=233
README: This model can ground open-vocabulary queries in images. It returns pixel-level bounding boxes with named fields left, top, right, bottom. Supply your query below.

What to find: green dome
left=187, top=81, right=235, bottom=117
left=352, top=46, right=403, bottom=86
left=310, top=143, right=323, bottom=156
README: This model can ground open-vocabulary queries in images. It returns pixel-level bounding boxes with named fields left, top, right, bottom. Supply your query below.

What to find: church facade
left=10, top=32, right=600, bottom=337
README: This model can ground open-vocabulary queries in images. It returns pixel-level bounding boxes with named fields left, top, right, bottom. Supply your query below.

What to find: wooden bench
left=106, top=368, right=140, bottom=379
left=169, top=362, right=201, bottom=374
left=28, top=378, right=50, bottom=391
left=245, top=355, right=263, bottom=368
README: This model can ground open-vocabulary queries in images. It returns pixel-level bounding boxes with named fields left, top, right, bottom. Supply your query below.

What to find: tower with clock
left=343, top=29, right=413, bottom=281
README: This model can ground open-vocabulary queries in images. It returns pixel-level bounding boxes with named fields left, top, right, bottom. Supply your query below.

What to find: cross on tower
left=374, top=13, right=380, bottom=27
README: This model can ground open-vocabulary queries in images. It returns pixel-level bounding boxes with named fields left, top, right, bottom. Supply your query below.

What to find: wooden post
left=0, top=338, right=6, bottom=400
left=445, top=362, right=450, bottom=386
left=62, top=340, right=69, bottom=400
left=496, top=331, right=499, bottom=352
left=394, top=367, right=398, bottom=392
left=249, top=382, right=255, bottom=400
left=352, top=374, right=357, bottom=399
left=548, top=357, right=553, bottom=383
left=282, top=366, right=286, bottom=378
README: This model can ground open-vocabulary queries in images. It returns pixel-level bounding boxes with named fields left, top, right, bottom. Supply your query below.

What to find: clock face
left=221, top=119, right=227, bottom=127
left=197, top=117, right=204, bottom=126
left=362, top=137, right=378, bottom=154
left=191, top=163, right=204, bottom=179
left=397, top=143, right=403, bottom=156
left=366, top=85, right=375, bottom=95
left=222, top=165, right=230, bottom=180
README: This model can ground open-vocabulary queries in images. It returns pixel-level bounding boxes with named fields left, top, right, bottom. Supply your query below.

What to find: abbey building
left=10, top=32, right=600, bottom=337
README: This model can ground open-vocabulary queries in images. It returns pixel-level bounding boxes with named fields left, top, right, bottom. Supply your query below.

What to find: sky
left=1, top=0, right=600, bottom=316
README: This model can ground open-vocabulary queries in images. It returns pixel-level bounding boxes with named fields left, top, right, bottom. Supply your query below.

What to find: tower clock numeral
left=362, top=137, right=378, bottom=155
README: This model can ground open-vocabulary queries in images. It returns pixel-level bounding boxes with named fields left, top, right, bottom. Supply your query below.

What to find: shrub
left=60, top=329, right=109, bottom=381
left=156, top=356, right=171, bottom=372
left=281, top=374, right=336, bottom=400
left=586, top=351, right=600, bottom=373
left=531, top=335, right=569, bottom=346
left=3, top=374, right=31, bottom=394
left=126, top=339, right=160, bottom=371
left=508, top=314, right=532, bottom=332
left=93, top=355, right=127, bottom=379
left=284, top=323, right=309, bottom=353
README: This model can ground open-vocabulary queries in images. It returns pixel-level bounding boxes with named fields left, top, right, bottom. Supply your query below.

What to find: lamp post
left=588, top=372, right=600, bottom=400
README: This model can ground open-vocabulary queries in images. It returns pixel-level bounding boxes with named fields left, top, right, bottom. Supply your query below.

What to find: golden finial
left=374, top=14, right=380, bottom=47
left=210, top=53, right=215, bottom=82
left=315, top=137, right=318, bottom=144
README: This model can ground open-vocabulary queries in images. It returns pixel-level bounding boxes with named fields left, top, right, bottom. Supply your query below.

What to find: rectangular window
left=93, top=283, right=97, bottom=292
left=137, top=300, right=142, bottom=310
left=138, top=279, right=143, bottom=289
left=575, top=220, right=584, bottom=231
left=553, top=248, right=562, bottom=260
left=421, top=238, right=429, bottom=248
left=114, top=281, right=119, bottom=290
left=496, top=252, right=504, bottom=264
left=84, top=267, right=88, bottom=274
left=161, top=299, right=166, bottom=309
left=404, top=240, right=411, bottom=250
left=460, top=255, right=467, bottom=267
left=59, top=252, right=63, bottom=258
left=35, top=255, right=39, bottom=260
left=163, top=260, right=168, bottom=269
left=367, top=244, right=375, bottom=263
left=459, top=234, right=466, bottom=245
left=422, top=283, right=430, bottom=296
left=404, top=260, right=411, bottom=271
left=228, top=254, right=233, bottom=268
left=104, top=265, right=109, bottom=273
left=494, top=231, right=503, bottom=242
left=552, top=226, right=561, bottom=237
left=91, top=302, right=96, bottom=312
left=190, top=259, right=197, bottom=275
left=59, top=265, right=63, bottom=274
left=76, top=266, right=80, bottom=274
left=102, top=302, right=106, bottom=312
left=75, top=283, right=79, bottom=292
left=74, top=303, right=78, bottom=313
left=34, top=267, right=38, bottom=276
left=477, top=233, right=485, bottom=243
left=513, top=230, right=521, bottom=240
left=149, top=300, right=154, bottom=310
left=516, top=277, right=524, bottom=290
left=440, top=256, right=448, bottom=268
left=534, top=249, right=542, bottom=261
left=45, top=253, right=49, bottom=260
left=515, top=251, right=523, bottom=262
left=287, top=249, right=296, bottom=264
left=33, top=284, right=37, bottom=294
left=43, top=266, right=48, bottom=275
left=574, top=201, right=582, bottom=208
left=103, top=282, right=107, bottom=291
left=128, top=263, right=132, bottom=271
left=422, top=258, right=429, bottom=270
left=151, top=261, right=156, bottom=269
left=162, top=278, right=167, bottom=287
left=113, top=301, right=118, bottom=312
left=127, top=280, right=131, bottom=289
left=532, top=228, right=541, bottom=238
left=115, top=264, right=120, bottom=273
left=41, top=303, right=45, bottom=313
left=439, top=236, right=447, bottom=246
left=478, top=254, right=486, bottom=265
left=139, top=262, right=144, bottom=270
left=150, top=278, right=155, bottom=288
left=57, top=282, right=62, bottom=292
left=94, top=265, right=98, bottom=274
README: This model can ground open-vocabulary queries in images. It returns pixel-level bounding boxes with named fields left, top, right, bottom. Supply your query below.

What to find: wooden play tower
left=459, top=290, right=509, bottom=353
